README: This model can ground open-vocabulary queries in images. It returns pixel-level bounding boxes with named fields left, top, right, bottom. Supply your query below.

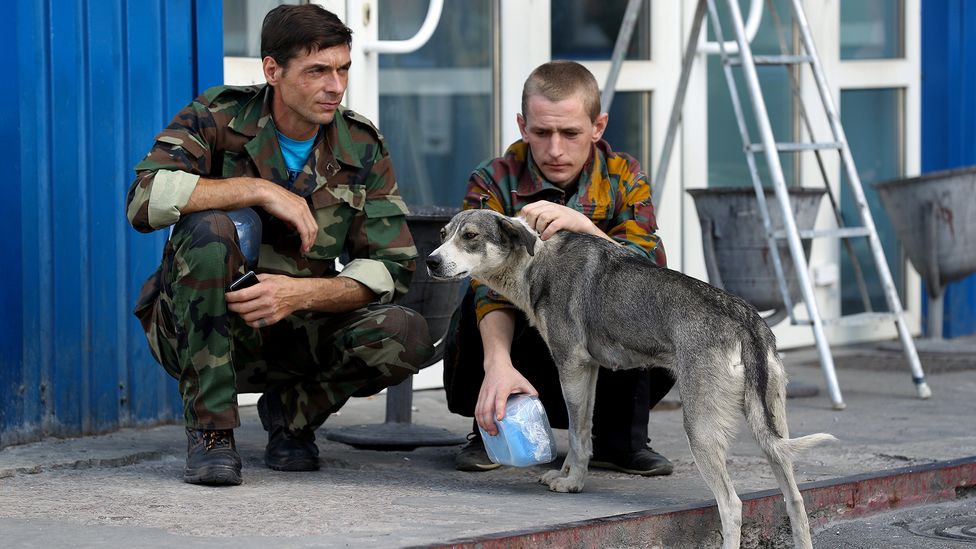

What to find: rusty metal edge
left=410, top=456, right=976, bottom=549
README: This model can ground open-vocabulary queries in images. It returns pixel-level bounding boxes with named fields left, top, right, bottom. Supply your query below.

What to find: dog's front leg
left=540, top=359, right=598, bottom=493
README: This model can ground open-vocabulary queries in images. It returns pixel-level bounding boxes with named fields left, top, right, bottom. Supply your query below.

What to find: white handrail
left=362, top=0, right=444, bottom=54
left=698, top=0, right=762, bottom=54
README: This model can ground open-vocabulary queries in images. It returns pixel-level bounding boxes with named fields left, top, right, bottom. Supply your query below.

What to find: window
left=604, top=91, right=652, bottom=177
left=223, top=0, right=303, bottom=57
left=840, top=0, right=904, bottom=60
left=707, top=0, right=796, bottom=188
left=551, top=0, right=651, bottom=61
left=840, top=88, right=905, bottom=314
left=377, top=0, right=495, bottom=208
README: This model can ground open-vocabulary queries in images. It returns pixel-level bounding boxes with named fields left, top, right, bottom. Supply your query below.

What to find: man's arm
left=225, top=273, right=374, bottom=328
left=184, top=177, right=318, bottom=254
left=125, top=97, right=318, bottom=251
left=460, top=171, right=539, bottom=432
left=474, top=309, right=537, bottom=435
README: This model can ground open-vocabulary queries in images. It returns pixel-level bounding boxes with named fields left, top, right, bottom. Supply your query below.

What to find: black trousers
left=443, top=289, right=676, bottom=454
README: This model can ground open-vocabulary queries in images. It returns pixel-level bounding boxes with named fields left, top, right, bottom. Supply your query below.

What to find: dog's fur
left=426, top=209, right=835, bottom=549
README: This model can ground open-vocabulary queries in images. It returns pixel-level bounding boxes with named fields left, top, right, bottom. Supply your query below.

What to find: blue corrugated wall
left=921, top=0, right=976, bottom=338
left=1, top=0, right=223, bottom=447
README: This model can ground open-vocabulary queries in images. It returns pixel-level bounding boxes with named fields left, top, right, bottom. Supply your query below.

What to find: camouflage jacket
left=125, top=84, right=417, bottom=303
left=464, top=139, right=666, bottom=322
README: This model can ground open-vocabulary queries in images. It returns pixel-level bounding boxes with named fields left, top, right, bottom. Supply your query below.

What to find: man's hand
left=476, top=357, right=538, bottom=436
left=225, top=273, right=304, bottom=328
left=255, top=181, right=319, bottom=255
left=520, top=200, right=605, bottom=241
left=226, top=274, right=376, bottom=325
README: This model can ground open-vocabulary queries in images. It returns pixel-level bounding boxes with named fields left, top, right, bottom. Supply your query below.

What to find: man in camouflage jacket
left=445, top=61, right=676, bottom=476
left=126, top=4, right=432, bottom=486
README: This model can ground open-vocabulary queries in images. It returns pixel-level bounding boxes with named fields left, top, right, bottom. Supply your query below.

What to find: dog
left=426, top=209, right=836, bottom=549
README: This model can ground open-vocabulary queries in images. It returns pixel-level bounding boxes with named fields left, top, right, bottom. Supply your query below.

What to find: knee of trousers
left=364, top=305, right=435, bottom=374
left=170, top=210, right=246, bottom=275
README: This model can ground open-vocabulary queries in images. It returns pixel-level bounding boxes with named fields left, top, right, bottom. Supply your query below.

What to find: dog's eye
left=439, top=228, right=446, bottom=241
left=462, top=231, right=478, bottom=240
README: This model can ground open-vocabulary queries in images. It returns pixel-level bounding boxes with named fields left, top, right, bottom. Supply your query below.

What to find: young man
left=444, top=61, right=676, bottom=475
left=126, top=4, right=433, bottom=486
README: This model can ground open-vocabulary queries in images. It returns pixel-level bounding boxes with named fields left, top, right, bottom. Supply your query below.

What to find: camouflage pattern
left=464, top=139, right=667, bottom=322
left=126, top=84, right=417, bottom=302
left=127, top=85, right=433, bottom=430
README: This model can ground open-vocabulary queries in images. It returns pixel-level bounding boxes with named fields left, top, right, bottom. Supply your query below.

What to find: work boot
left=183, top=428, right=242, bottom=486
left=590, top=446, right=674, bottom=477
left=454, top=432, right=502, bottom=472
left=258, top=393, right=320, bottom=472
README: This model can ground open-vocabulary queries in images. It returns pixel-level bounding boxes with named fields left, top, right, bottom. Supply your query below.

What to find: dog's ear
left=497, top=216, right=537, bottom=257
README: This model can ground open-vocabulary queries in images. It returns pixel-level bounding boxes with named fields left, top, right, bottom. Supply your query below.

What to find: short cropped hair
left=261, top=4, right=353, bottom=68
left=521, top=60, right=602, bottom=122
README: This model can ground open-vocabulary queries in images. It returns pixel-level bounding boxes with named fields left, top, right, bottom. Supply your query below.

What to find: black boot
left=183, top=428, right=242, bottom=486
left=258, top=393, right=320, bottom=472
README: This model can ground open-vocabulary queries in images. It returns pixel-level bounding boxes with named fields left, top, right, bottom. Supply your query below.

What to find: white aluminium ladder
left=617, top=0, right=931, bottom=409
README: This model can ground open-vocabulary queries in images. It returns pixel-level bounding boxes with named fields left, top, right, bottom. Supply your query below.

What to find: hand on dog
left=520, top=200, right=602, bottom=241
left=476, top=361, right=538, bottom=436
left=225, top=273, right=301, bottom=329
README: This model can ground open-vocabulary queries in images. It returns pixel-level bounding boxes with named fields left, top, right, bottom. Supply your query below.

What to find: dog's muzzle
left=425, top=253, right=444, bottom=278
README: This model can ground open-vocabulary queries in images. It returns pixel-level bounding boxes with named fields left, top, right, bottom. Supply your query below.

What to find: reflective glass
left=840, top=88, right=904, bottom=314
left=551, top=0, right=651, bottom=61
left=223, top=0, right=300, bottom=57
left=378, top=0, right=494, bottom=208
left=707, top=0, right=795, bottom=188
left=840, top=0, right=903, bottom=60
left=604, top=92, right=652, bottom=181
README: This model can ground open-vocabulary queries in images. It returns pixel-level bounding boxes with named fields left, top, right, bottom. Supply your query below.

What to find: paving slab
left=1, top=339, right=974, bottom=548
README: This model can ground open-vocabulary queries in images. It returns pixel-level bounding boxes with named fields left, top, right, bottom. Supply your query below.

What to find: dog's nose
left=425, top=255, right=442, bottom=270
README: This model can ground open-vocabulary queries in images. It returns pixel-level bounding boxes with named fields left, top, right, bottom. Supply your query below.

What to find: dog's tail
left=742, top=331, right=837, bottom=463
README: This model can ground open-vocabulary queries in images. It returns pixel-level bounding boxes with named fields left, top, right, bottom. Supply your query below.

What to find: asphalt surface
left=1, top=337, right=975, bottom=548
left=812, top=497, right=976, bottom=548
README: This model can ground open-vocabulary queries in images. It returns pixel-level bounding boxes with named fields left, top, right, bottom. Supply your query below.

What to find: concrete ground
left=1, top=337, right=975, bottom=548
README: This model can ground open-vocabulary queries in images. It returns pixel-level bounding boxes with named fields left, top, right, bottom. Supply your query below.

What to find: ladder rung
left=792, top=312, right=899, bottom=327
left=746, top=142, right=843, bottom=153
left=727, top=55, right=815, bottom=66
left=822, top=312, right=900, bottom=327
left=771, top=227, right=872, bottom=240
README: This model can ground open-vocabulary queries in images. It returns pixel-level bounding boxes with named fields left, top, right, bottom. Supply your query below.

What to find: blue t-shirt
left=277, top=130, right=316, bottom=186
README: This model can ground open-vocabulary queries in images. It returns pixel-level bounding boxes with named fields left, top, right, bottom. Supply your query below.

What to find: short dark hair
left=521, top=60, right=602, bottom=122
left=260, top=4, right=353, bottom=68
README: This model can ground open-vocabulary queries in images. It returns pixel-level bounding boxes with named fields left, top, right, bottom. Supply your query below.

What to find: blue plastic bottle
left=478, top=394, right=557, bottom=467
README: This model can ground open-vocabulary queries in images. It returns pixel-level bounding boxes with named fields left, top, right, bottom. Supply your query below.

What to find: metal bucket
left=399, top=205, right=465, bottom=362
left=874, top=166, right=976, bottom=299
left=687, top=187, right=826, bottom=314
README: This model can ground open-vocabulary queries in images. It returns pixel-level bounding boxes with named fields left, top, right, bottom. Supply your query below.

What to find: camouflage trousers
left=134, top=209, right=434, bottom=432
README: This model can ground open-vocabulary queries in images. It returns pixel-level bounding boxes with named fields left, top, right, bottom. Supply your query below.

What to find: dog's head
left=426, top=209, right=538, bottom=280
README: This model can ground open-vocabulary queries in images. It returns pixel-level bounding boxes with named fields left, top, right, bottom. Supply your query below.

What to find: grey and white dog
left=426, top=209, right=836, bottom=549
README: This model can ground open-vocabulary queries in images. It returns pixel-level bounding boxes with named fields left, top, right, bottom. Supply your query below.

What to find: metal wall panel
left=1, top=0, right=223, bottom=447
left=921, top=0, right=976, bottom=338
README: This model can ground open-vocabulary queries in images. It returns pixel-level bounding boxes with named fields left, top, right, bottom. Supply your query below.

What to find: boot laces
left=203, top=430, right=232, bottom=451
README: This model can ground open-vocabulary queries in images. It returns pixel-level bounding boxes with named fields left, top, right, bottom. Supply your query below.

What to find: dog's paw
left=545, top=475, right=585, bottom=493
left=540, top=469, right=566, bottom=485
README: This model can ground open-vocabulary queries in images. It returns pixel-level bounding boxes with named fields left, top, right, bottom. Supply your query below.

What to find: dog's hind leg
left=764, top=448, right=813, bottom=549
left=681, top=367, right=744, bottom=549
left=540, top=358, right=598, bottom=493
left=749, top=357, right=814, bottom=549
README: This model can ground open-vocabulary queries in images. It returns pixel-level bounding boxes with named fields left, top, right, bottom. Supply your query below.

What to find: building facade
left=2, top=0, right=972, bottom=445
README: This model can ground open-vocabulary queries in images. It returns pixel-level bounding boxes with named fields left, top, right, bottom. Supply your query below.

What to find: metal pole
left=928, top=294, right=944, bottom=340
left=651, top=0, right=708, bottom=207
left=601, top=0, right=644, bottom=113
